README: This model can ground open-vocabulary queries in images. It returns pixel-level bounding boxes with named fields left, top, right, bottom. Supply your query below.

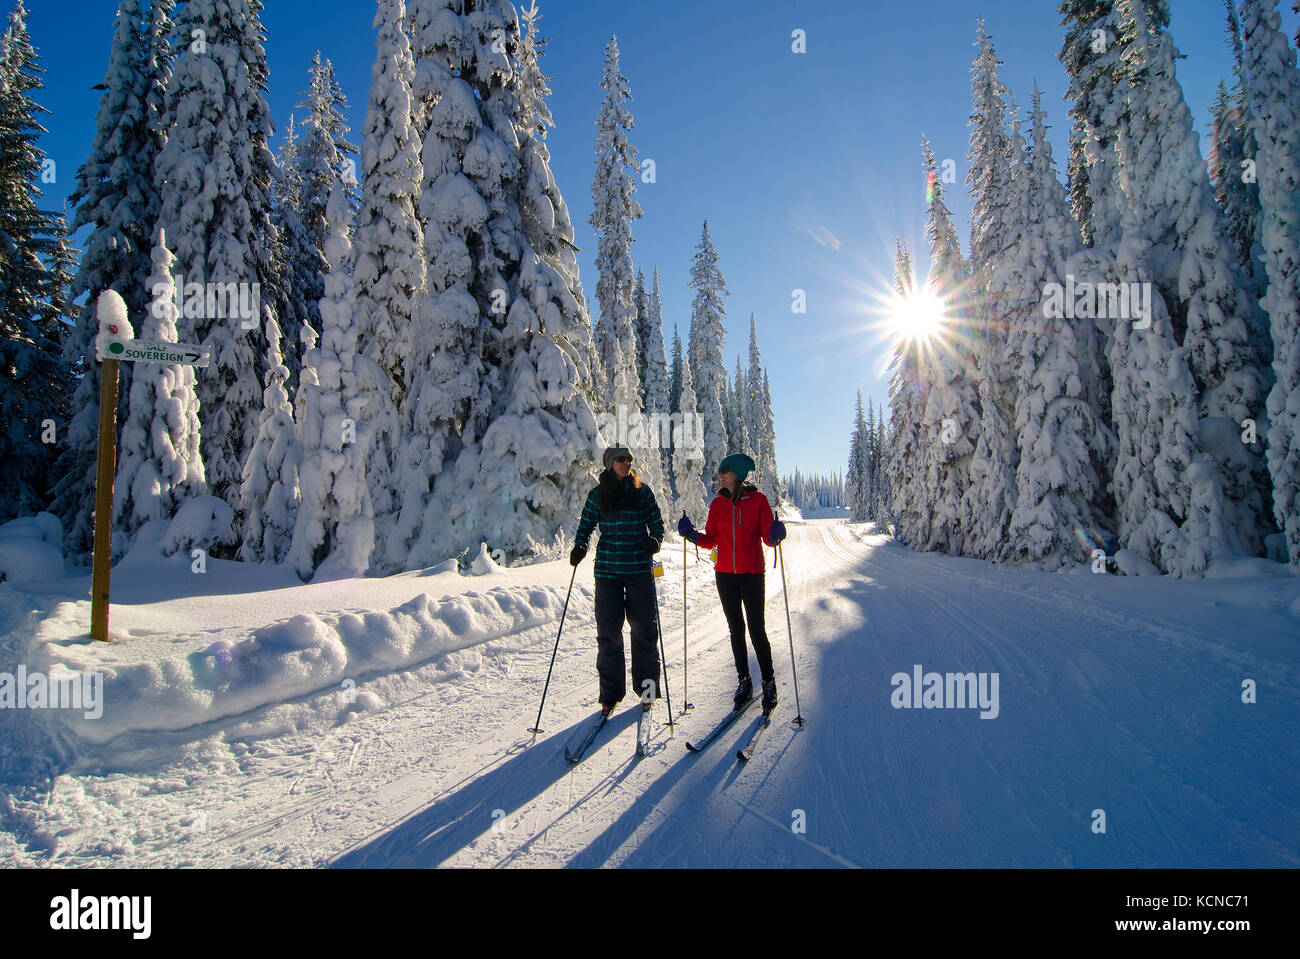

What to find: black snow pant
left=594, top=573, right=661, bottom=706
left=715, top=572, right=775, bottom=685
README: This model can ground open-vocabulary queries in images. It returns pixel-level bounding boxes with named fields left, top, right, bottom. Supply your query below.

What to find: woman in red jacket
left=678, top=453, right=787, bottom=711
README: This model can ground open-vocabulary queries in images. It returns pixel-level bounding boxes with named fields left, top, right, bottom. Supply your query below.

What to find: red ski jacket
left=694, top=485, right=776, bottom=574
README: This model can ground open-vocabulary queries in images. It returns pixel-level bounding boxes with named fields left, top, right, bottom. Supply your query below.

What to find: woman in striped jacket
left=570, top=446, right=666, bottom=714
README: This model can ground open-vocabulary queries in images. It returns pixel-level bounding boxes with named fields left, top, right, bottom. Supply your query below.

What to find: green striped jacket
left=575, top=476, right=666, bottom=579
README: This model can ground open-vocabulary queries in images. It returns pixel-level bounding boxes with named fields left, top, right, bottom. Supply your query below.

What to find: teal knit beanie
left=718, top=453, right=755, bottom=483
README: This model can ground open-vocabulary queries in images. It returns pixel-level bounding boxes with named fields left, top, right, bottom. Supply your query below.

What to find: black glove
left=569, top=546, right=587, bottom=567
left=644, top=537, right=660, bottom=556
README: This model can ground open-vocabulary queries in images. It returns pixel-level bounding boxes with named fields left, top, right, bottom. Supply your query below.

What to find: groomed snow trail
left=332, top=520, right=1298, bottom=868
left=3, top=520, right=1296, bottom=868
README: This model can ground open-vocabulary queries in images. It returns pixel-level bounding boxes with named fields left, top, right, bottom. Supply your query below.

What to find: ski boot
left=762, top=679, right=779, bottom=712
left=733, top=675, right=753, bottom=709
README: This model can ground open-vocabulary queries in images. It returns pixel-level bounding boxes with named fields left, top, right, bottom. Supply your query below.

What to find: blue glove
left=770, top=520, right=786, bottom=545
left=677, top=516, right=696, bottom=538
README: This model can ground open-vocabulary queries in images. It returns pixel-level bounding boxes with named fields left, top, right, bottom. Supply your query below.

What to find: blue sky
left=24, top=0, right=1300, bottom=477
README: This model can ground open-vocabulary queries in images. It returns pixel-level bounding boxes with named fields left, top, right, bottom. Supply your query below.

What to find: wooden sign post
left=89, top=291, right=210, bottom=642
left=90, top=354, right=120, bottom=642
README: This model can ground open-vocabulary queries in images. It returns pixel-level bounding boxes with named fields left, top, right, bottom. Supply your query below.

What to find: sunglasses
left=614, top=455, right=632, bottom=464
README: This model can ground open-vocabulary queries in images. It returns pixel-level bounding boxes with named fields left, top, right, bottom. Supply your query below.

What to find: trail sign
left=90, top=290, right=209, bottom=642
left=97, top=338, right=210, bottom=367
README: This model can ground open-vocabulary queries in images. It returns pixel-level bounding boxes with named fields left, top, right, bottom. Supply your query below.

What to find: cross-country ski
left=635, top=704, right=653, bottom=758
left=684, top=697, right=759, bottom=753
left=565, top=709, right=612, bottom=765
left=736, top=709, right=775, bottom=762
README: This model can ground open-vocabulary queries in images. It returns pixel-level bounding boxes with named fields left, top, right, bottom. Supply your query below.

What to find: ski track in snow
left=2, top=520, right=1297, bottom=868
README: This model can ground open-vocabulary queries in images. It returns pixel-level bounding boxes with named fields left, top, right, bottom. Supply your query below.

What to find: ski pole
left=775, top=514, right=804, bottom=727
left=651, top=566, right=675, bottom=729
left=682, top=522, right=693, bottom=711
left=527, top=562, right=577, bottom=740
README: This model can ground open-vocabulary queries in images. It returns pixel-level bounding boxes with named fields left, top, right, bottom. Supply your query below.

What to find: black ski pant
left=715, top=572, right=775, bottom=684
left=594, top=574, right=661, bottom=706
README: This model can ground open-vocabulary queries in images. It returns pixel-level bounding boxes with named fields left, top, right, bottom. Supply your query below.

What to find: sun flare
left=888, top=287, right=947, bottom=343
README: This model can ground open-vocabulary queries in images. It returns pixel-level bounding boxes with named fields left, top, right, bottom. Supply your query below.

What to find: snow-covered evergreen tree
left=761, top=368, right=785, bottom=503
left=669, top=322, right=683, bottom=417
left=918, top=139, right=978, bottom=555
left=583, top=39, right=660, bottom=495
left=1209, top=0, right=1265, bottom=304
left=728, top=356, right=748, bottom=457
left=270, top=115, right=315, bottom=401
left=864, top=395, right=879, bottom=520
left=1242, top=0, right=1300, bottom=567
left=846, top=392, right=870, bottom=522
left=153, top=0, right=280, bottom=517
left=295, top=52, right=359, bottom=340
left=872, top=402, right=888, bottom=520
left=390, top=0, right=601, bottom=568
left=0, top=0, right=68, bottom=525
left=1108, top=236, right=1217, bottom=576
left=967, top=21, right=1012, bottom=271
left=961, top=32, right=1019, bottom=560
left=672, top=348, right=707, bottom=524
left=51, top=0, right=173, bottom=557
left=112, top=231, right=206, bottom=558
left=633, top=267, right=649, bottom=391
left=589, top=35, right=642, bottom=408
left=351, top=0, right=425, bottom=562
left=744, top=315, right=777, bottom=494
left=514, top=0, right=587, bottom=312
left=1115, top=0, right=1271, bottom=560
left=66, top=0, right=155, bottom=319
left=40, top=210, right=75, bottom=339
left=387, top=3, right=496, bottom=567
left=885, top=236, right=927, bottom=545
left=1005, top=90, right=1111, bottom=568
left=1057, top=0, right=1167, bottom=248
left=641, top=267, right=671, bottom=486
left=288, top=187, right=375, bottom=582
left=239, top=307, right=300, bottom=566
left=688, top=220, right=731, bottom=482
left=143, top=0, right=175, bottom=139
left=609, top=308, right=665, bottom=498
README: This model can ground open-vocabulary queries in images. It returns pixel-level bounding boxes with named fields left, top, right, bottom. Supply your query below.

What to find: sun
left=887, top=287, right=948, bottom=343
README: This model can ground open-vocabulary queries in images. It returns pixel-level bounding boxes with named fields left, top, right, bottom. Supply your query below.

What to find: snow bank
left=160, top=497, right=237, bottom=557
left=0, top=514, right=67, bottom=583
left=27, top=583, right=568, bottom=746
left=0, top=513, right=64, bottom=549
left=0, top=539, right=64, bottom=584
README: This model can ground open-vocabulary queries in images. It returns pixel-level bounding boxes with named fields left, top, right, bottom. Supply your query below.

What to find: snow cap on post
left=95, top=289, right=133, bottom=360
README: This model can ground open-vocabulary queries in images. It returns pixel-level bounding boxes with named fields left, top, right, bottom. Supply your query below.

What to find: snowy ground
left=1, top=519, right=1297, bottom=868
